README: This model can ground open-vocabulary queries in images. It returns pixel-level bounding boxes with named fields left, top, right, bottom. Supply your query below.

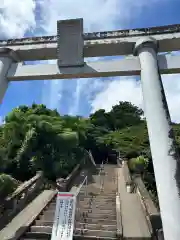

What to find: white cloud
left=39, top=0, right=169, bottom=34
left=0, top=0, right=36, bottom=38
left=37, top=0, right=172, bottom=116
left=39, top=0, right=121, bottom=33
left=0, top=0, right=178, bottom=122
left=38, top=0, right=122, bottom=113
left=91, top=74, right=180, bottom=123
left=162, top=74, right=180, bottom=123
left=91, top=77, right=143, bottom=113
left=48, top=79, right=63, bottom=109
left=68, top=78, right=109, bottom=115
left=68, top=79, right=82, bottom=116
left=0, top=115, right=4, bottom=125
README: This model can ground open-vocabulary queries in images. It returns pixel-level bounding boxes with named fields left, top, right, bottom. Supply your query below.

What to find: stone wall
left=0, top=171, right=44, bottom=230
left=133, top=175, right=162, bottom=235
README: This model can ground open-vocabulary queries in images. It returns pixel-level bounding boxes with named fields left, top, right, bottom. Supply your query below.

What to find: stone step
left=80, top=218, right=117, bottom=225
left=84, top=194, right=117, bottom=197
left=78, top=198, right=116, bottom=202
left=23, top=231, right=50, bottom=239
left=79, top=201, right=116, bottom=206
left=74, top=233, right=118, bottom=240
left=78, top=194, right=116, bottom=197
left=40, top=212, right=116, bottom=221
left=43, top=209, right=116, bottom=216
left=74, top=228, right=117, bottom=238
left=49, top=196, right=116, bottom=202
left=81, top=185, right=115, bottom=190
left=43, top=206, right=56, bottom=211
left=28, top=226, right=117, bottom=239
left=79, top=189, right=116, bottom=192
left=81, top=192, right=117, bottom=195
left=79, top=187, right=116, bottom=190
left=47, top=202, right=116, bottom=209
left=79, top=199, right=116, bottom=202
left=75, top=223, right=117, bottom=231
left=79, top=202, right=116, bottom=206
left=30, top=226, right=52, bottom=233
left=35, top=220, right=54, bottom=226
left=78, top=197, right=116, bottom=201
left=78, top=200, right=116, bottom=204
left=86, top=189, right=117, bottom=191
left=41, top=210, right=116, bottom=219
left=78, top=210, right=116, bottom=216
left=21, top=239, right=48, bottom=240
left=48, top=200, right=116, bottom=208
left=87, top=189, right=117, bottom=191
left=76, top=213, right=116, bottom=220
left=35, top=217, right=117, bottom=226
left=77, top=206, right=116, bottom=211
left=46, top=206, right=116, bottom=213
left=79, top=198, right=116, bottom=202
left=34, top=220, right=116, bottom=231
left=79, top=194, right=115, bottom=198
left=23, top=233, right=118, bottom=240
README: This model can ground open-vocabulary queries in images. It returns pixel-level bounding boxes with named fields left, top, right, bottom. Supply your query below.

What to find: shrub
left=0, top=174, right=18, bottom=198
left=128, top=155, right=149, bottom=174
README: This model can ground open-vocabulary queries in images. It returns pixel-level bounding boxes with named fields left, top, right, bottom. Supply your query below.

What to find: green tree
left=0, top=174, right=18, bottom=198
left=109, top=101, right=143, bottom=130
left=128, top=155, right=149, bottom=174
left=2, top=100, right=180, bottom=206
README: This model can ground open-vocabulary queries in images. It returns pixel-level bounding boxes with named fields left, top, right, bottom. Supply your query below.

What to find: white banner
left=51, top=192, right=76, bottom=240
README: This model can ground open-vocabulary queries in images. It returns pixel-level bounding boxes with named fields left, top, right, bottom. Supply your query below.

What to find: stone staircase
left=0, top=162, right=154, bottom=240
left=20, top=164, right=118, bottom=240
left=74, top=164, right=118, bottom=239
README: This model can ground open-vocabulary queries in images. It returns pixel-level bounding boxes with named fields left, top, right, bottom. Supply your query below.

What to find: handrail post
left=85, top=177, right=87, bottom=197
left=74, top=175, right=88, bottom=235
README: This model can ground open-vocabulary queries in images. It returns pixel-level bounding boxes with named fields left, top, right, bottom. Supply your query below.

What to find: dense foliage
left=1, top=101, right=180, bottom=202
left=128, top=156, right=149, bottom=174
left=0, top=174, right=18, bottom=198
left=0, top=104, right=84, bottom=182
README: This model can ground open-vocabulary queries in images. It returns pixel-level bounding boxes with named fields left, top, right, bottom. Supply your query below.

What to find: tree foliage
left=0, top=104, right=84, bottom=182
left=1, top=100, right=179, bottom=202
left=128, top=156, right=149, bottom=174
left=0, top=174, right=18, bottom=198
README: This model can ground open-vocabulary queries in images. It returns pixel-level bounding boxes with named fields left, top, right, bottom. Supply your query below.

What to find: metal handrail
left=98, top=161, right=105, bottom=193
left=74, top=175, right=88, bottom=233
left=84, top=150, right=96, bottom=167
left=75, top=176, right=88, bottom=197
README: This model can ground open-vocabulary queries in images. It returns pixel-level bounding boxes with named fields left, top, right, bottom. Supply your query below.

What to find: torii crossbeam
left=0, top=18, right=180, bottom=240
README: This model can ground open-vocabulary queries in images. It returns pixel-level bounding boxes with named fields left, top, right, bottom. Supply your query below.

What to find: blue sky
left=1, top=0, right=180, bottom=122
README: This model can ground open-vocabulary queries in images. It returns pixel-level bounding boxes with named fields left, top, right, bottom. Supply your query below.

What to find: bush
left=0, top=174, right=18, bottom=198
left=128, top=155, right=149, bottom=174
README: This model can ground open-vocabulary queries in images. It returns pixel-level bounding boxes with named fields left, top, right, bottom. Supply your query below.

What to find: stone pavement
left=117, top=167, right=151, bottom=239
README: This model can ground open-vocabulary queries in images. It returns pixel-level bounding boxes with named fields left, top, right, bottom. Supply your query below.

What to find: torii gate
left=0, top=19, right=180, bottom=240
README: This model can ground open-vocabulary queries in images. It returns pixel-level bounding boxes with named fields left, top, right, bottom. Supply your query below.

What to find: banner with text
left=51, top=192, right=76, bottom=240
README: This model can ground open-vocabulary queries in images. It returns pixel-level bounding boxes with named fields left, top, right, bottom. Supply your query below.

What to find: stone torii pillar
left=0, top=48, right=18, bottom=104
left=134, top=37, right=180, bottom=240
